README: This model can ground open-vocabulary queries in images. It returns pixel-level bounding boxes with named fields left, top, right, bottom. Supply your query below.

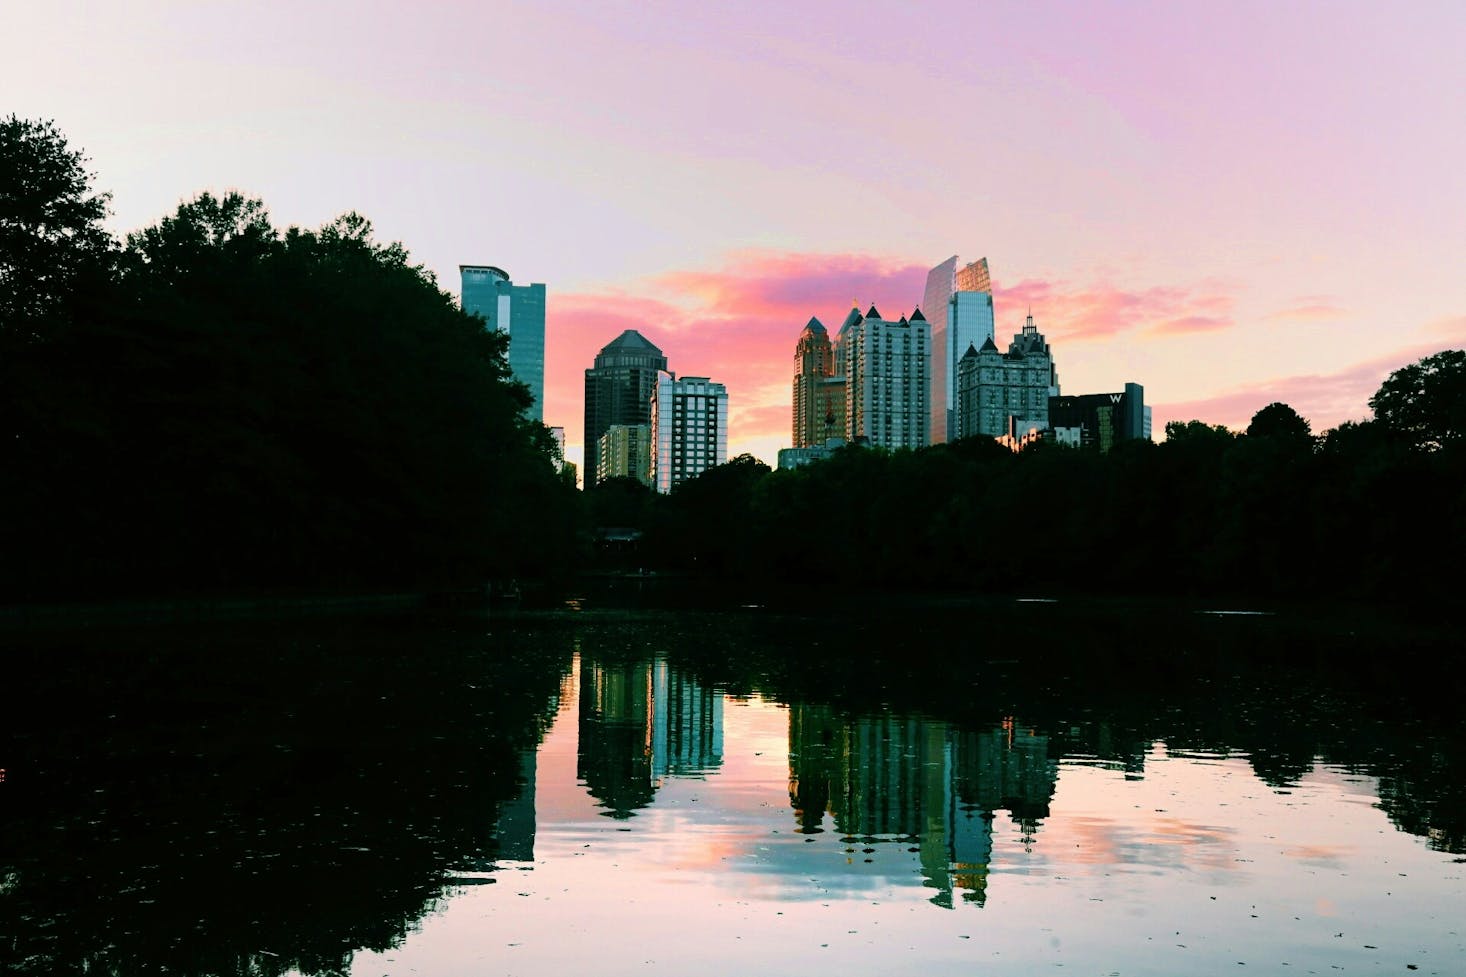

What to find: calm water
left=1, top=602, right=1462, bottom=976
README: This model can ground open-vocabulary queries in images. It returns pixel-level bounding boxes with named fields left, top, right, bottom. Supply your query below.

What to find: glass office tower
left=925, top=256, right=995, bottom=443
left=461, top=265, right=546, bottom=421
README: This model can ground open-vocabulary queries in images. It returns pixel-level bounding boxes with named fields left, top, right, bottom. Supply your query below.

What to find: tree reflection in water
left=0, top=614, right=573, bottom=977
left=1, top=600, right=1462, bottom=976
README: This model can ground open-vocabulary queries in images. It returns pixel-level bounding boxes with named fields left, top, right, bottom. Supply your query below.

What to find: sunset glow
left=6, top=1, right=1463, bottom=469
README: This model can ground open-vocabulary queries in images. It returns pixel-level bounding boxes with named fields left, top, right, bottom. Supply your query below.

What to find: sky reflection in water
left=346, top=645, right=1466, bottom=977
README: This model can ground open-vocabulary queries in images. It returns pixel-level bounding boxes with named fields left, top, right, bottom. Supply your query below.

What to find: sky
left=8, top=0, right=1465, bottom=470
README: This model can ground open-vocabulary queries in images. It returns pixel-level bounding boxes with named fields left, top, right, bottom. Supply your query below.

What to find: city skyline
left=8, top=2, right=1463, bottom=472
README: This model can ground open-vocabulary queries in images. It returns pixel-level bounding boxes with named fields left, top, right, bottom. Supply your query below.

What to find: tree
left=1369, top=350, right=1466, bottom=451
left=1246, top=402, right=1314, bottom=449
left=1163, top=419, right=1236, bottom=446
left=0, top=115, right=113, bottom=345
left=2, top=178, right=572, bottom=597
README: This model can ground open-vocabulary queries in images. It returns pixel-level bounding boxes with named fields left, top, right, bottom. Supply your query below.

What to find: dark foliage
left=1, top=121, right=574, bottom=599
left=617, top=381, right=1464, bottom=602
left=3, top=119, right=1461, bottom=606
left=0, top=115, right=113, bottom=347
left=1369, top=348, right=1466, bottom=451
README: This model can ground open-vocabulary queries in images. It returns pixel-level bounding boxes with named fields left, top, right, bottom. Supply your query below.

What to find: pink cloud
left=548, top=251, right=927, bottom=457
left=1265, top=297, right=1347, bottom=322
left=993, top=278, right=1235, bottom=341
left=549, top=252, right=1402, bottom=461
left=655, top=251, right=928, bottom=320
left=1427, top=313, right=1466, bottom=339
left=1151, top=315, right=1233, bottom=335
left=1153, top=342, right=1453, bottom=433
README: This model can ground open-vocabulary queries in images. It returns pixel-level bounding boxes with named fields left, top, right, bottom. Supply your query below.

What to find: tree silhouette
left=1246, top=402, right=1313, bottom=448
left=0, top=115, right=113, bottom=347
left=1369, top=349, right=1466, bottom=451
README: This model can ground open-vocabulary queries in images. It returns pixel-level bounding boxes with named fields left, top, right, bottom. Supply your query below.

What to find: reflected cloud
left=1280, top=844, right=1352, bottom=869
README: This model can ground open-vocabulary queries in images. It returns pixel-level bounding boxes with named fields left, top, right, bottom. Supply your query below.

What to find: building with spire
left=924, top=256, right=997, bottom=444
left=583, top=330, right=668, bottom=491
left=955, top=311, right=1059, bottom=440
left=834, top=304, right=931, bottom=450
left=792, top=317, right=846, bottom=448
left=461, top=265, right=546, bottom=421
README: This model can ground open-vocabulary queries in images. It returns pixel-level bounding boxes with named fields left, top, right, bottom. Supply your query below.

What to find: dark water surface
left=1, top=601, right=1462, bottom=976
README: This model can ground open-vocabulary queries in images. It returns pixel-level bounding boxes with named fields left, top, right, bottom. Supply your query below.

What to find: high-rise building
left=596, top=423, right=652, bottom=486
left=835, top=304, right=930, bottom=450
left=955, top=312, right=1059, bottom=440
left=461, top=265, right=546, bottom=421
left=792, top=317, right=847, bottom=448
left=925, top=256, right=996, bottom=443
left=650, top=373, right=728, bottom=494
left=583, top=330, right=668, bottom=491
left=1048, top=383, right=1148, bottom=452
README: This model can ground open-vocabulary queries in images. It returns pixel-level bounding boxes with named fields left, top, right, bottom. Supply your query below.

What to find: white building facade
left=835, top=305, right=931, bottom=450
left=650, top=374, right=728, bottom=494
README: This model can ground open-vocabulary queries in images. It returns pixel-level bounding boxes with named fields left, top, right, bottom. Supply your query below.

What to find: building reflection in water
left=491, top=746, right=538, bottom=862
left=790, top=707, right=1057, bottom=907
left=577, top=657, right=724, bottom=818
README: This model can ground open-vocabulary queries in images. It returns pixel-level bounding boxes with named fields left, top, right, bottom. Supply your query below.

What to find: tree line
left=591, top=354, right=1465, bottom=603
left=4, top=115, right=1461, bottom=604
left=1, top=116, right=576, bottom=600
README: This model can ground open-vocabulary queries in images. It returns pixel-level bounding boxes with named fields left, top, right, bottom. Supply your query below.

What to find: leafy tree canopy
left=1163, top=419, right=1236, bottom=446
left=1369, top=349, right=1466, bottom=451
left=0, top=115, right=113, bottom=344
left=1246, top=402, right=1313, bottom=446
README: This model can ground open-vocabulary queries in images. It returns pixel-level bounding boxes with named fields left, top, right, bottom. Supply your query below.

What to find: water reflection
left=788, top=709, right=1057, bottom=907
left=577, top=656, right=722, bottom=818
left=1, top=605, right=1463, bottom=977
left=0, top=616, right=574, bottom=977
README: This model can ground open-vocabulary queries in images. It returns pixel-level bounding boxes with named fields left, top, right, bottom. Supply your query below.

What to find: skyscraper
left=792, top=317, right=846, bottom=448
left=835, top=304, right=930, bottom=450
left=650, top=373, right=728, bottom=494
left=460, top=265, right=546, bottom=421
left=924, top=256, right=996, bottom=443
left=955, top=311, right=1059, bottom=440
left=583, top=330, right=668, bottom=491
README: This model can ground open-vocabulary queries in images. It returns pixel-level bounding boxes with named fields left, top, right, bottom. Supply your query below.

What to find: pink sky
left=8, top=1, right=1464, bottom=469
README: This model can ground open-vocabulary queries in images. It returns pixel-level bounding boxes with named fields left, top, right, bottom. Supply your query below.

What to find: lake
left=1, top=599, right=1462, bottom=975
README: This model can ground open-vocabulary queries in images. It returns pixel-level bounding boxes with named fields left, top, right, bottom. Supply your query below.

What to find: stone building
left=955, top=312, right=1059, bottom=440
